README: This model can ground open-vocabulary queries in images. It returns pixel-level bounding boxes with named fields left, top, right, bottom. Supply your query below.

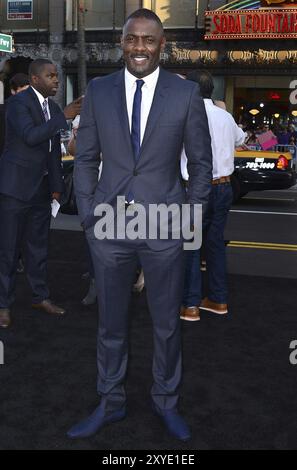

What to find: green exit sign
left=0, top=33, right=13, bottom=53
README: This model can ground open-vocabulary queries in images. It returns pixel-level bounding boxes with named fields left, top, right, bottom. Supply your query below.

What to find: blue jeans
left=183, top=182, right=233, bottom=307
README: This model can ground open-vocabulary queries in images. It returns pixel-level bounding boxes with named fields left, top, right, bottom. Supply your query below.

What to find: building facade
left=0, top=0, right=296, bottom=127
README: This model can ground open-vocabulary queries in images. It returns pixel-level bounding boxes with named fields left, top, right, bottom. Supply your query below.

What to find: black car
left=61, top=148, right=297, bottom=211
left=231, top=147, right=297, bottom=201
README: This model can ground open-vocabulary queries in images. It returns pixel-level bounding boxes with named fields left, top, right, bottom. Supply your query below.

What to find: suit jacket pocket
left=83, top=187, right=107, bottom=231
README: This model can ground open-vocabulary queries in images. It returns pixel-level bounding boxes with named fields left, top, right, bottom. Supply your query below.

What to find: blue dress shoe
left=153, top=405, right=191, bottom=441
left=67, top=404, right=126, bottom=439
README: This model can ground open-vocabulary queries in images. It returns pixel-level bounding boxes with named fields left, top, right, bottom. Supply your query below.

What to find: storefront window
left=142, top=0, right=198, bottom=28
left=0, top=0, right=49, bottom=32
left=66, top=0, right=125, bottom=31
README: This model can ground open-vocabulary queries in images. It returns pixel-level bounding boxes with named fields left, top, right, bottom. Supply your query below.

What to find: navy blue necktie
left=131, top=79, right=144, bottom=161
left=127, top=79, right=144, bottom=203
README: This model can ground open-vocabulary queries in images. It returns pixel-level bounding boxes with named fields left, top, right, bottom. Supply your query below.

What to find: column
left=49, top=0, right=65, bottom=108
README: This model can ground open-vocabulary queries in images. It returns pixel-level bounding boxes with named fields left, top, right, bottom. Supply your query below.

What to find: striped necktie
left=42, top=100, right=49, bottom=122
left=42, top=100, right=51, bottom=157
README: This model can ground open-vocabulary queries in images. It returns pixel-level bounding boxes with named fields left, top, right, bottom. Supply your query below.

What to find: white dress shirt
left=31, top=86, right=51, bottom=120
left=31, top=86, right=51, bottom=152
left=125, top=66, right=159, bottom=145
left=181, top=98, right=246, bottom=180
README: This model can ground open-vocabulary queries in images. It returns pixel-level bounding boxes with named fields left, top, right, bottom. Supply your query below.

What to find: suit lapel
left=48, top=98, right=57, bottom=119
left=112, top=70, right=134, bottom=158
left=138, top=68, right=169, bottom=159
left=28, top=86, right=46, bottom=123
left=111, top=68, right=169, bottom=163
left=28, top=88, right=56, bottom=153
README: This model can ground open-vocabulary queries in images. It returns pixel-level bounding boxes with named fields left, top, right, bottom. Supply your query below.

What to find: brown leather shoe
left=180, top=306, right=200, bottom=321
left=32, top=299, right=65, bottom=315
left=200, top=297, right=228, bottom=315
left=0, top=308, right=11, bottom=328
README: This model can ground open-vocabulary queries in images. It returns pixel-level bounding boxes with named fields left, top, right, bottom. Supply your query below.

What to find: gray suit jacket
left=74, top=68, right=212, bottom=250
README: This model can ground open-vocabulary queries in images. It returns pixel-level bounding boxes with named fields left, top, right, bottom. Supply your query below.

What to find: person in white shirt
left=181, top=70, right=245, bottom=321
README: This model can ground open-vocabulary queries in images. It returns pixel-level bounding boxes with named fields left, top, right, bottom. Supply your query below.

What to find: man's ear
left=160, top=35, right=166, bottom=52
left=120, top=34, right=124, bottom=48
left=30, top=74, right=38, bottom=87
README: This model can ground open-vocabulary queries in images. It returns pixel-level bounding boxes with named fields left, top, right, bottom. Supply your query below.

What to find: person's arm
left=180, top=146, right=189, bottom=182
left=73, top=80, right=101, bottom=225
left=6, top=96, right=82, bottom=148
left=6, top=96, right=68, bottom=146
left=233, top=118, right=246, bottom=147
left=68, top=135, right=76, bottom=156
left=184, top=85, right=213, bottom=214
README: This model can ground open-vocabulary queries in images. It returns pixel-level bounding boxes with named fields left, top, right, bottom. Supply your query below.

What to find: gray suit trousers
left=86, top=230, right=184, bottom=413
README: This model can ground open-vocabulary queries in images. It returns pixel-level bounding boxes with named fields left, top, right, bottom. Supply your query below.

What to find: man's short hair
left=28, top=59, right=53, bottom=78
left=9, top=73, right=29, bottom=91
left=187, top=70, right=214, bottom=99
left=124, top=8, right=164, bottom=32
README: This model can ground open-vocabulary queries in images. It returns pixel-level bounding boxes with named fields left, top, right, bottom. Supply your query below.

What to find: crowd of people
left=245, top=122, right=297, bottom=147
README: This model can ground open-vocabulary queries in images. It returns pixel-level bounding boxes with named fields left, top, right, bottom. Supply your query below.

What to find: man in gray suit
left=68, top=8, right=212, bottom=441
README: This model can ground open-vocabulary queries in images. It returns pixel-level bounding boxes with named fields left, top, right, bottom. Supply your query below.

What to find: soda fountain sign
left=205, top=9, right=297, bottom=39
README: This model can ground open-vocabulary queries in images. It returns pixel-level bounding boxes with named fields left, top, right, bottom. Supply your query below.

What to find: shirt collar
left=203, top=98, right=214, bottom=107
left=31, top=86, right=48, bottom=107
left=125, top=66, right=160, bottom=91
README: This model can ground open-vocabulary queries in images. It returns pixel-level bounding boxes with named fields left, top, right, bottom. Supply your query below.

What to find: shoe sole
left=180, top=316, right=200, bottom=321
left=199, top=306, right=228, bottom=315
left=67, top=412, right=126, bottom=439
left=152, top=409, right=191, bottom=442
left=31, top=303, right=66, bottom=314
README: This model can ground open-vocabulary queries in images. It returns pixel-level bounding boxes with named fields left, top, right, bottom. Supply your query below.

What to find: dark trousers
left=183, top=182, right=233, bottom=307
left=86, top=231, right=184, bottom=413
left=0, top=177, right=51, bottom=308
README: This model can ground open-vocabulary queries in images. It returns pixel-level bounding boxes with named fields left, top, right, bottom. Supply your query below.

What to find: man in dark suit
left=68, top=9, right=212, bottom=441
left=0, top=73, right=30, bottom=156
left=0, top=59, right=81, bottom=328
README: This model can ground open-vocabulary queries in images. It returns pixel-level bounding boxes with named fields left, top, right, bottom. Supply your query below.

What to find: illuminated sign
left=205, top=9, right=297, bottom=39
left=7, top=1, right=33, bottom=20
left=261, top=0, right=297, bottom=6
left=269, top=91, right=281, bottom=99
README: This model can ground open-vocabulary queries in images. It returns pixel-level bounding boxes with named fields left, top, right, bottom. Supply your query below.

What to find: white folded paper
left=51, top=199, right=60, bottom=218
